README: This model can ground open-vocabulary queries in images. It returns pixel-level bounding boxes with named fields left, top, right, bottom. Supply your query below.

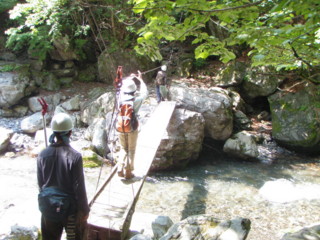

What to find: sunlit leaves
left=195, top=39, right=236, bottom=63
left=5, top=0, right=91, bottom=59
left=130, top=0, right=320, bottom=73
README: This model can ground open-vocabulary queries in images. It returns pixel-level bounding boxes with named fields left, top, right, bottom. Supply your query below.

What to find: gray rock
left=129, top=212, right=174, bottom=239
left=20, top=112, right=51, bottom=134
left=223, top=131, right=259, bottom=160
left=268, top=82, right=320, bottom=153
left=0, top=127, right=14, bottom=153
left=160, top=215, right=250, bottom=240
left=129, top=234, right=152, bottom=240
left=0, top=106, right=28, bottom=118
left=242, top=66, right=283, bottom=99
left=61, top=95, right=80, bottom=111
left=41, top=72, right=60, bottom=91
left=215, top=61, right=247, bottom=87
left=81, top=92, right=114, bottom=125
left=0, top=71, right=33, bottom=108
left=85, top=118, right=109, bottom=157
left=281, top=224, right=320, bottom=240
left=170, top=84, right=233, bottom=140
left=28, top=94, right=61, bottom=113
left=6, top=224, right=39, bottom=240
left=49, top=35, right=79, bottom=61
left=152, top=108, right=205, bottom=170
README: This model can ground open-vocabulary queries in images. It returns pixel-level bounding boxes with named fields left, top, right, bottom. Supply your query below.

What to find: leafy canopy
left=129, top=0, right=320, bottom=72
left=5, top=0, right=90, bottom=60
left=4, top=0, right=138, bottom=59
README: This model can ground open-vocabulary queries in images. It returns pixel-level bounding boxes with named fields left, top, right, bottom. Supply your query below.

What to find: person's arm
left=73, top=154, right=90, bottom=220
left=130, top=71, right=148, bottom=113
left=133, top=71, right=148, bottom=98
left=37, top=156, right=44, bottom=190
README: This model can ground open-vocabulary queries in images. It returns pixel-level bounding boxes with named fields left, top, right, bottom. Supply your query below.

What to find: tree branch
left=290, top=45, right=313, bottom=69
left=132, top=0, right=265, bottom=13
left=186, top=0, right=265, bottom=13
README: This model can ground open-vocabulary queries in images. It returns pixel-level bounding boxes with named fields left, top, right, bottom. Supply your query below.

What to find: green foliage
left=74, top=39, right=87, bottom=60
left=0, top=63, right=19, bottom=72
left=130, top=0, right=320, bottom=75
left=193, top=58, right=207, bottom=70
left=5, top=0, right=90, bottom=59
left=0, top=0, right=17, bottom=13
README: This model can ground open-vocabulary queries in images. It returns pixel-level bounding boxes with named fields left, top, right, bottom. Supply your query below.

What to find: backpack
left=156, top=71, right=166, bottom=85
left=116, top=101, right=139, bottom=133
left=38, top=187, right=76, bottom=222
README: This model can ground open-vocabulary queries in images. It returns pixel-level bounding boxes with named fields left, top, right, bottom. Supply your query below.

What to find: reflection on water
left=134, top=157, right=320, bottom=240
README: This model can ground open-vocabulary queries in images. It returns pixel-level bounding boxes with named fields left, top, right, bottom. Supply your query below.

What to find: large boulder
left=0, top=65, right=36, bottom=108
left=20, top=112, right=51, bottom=134
left=170, top=84, right=233, bottom=140
left=241, top=66, right=284, bottom=99
left=268, top=82, right=320, bottom=154
left=81, top=92, right=114, bottom=126
left=152, top=108, right=205, bottom=170
left=160, top=215, right=251, bottom=240
left=214, top=61, right=247, bottom=87
left=84, top=117, right=109, bottom=157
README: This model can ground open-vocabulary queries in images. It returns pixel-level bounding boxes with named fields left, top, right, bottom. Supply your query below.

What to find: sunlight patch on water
left=259, top=179, right=320, bottom=203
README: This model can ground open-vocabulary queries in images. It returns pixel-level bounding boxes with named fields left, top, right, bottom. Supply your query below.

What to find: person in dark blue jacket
left=37, top=113, right=90, bottom=240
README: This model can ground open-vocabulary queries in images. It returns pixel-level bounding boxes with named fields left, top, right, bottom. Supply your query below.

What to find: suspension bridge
left=86, top=101, right=176, bottom=240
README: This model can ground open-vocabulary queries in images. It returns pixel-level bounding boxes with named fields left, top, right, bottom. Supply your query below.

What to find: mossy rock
left=82, top=149, right=103, bottom=168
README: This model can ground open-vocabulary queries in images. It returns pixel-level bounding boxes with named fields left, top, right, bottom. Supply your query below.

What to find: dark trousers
left=41, top=214, right=85, bottom=240
left=156, top=85, right=162, bottom=103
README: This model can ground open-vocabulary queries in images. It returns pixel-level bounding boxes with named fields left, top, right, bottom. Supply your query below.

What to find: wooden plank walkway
left=86, top=101, right=176, bottom=240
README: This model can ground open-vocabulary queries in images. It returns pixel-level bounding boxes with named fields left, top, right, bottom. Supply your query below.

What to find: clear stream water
left=1, top=146, right=320, bottom=240
left=134, top=154, right=320, bottom=240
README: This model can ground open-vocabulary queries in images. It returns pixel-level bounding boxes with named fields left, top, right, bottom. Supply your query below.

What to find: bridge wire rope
left=81, top=1, right=124, bottom=236
left=81, top=2, right=175, bottom=234
left=93, top=45, right=174, bottom=193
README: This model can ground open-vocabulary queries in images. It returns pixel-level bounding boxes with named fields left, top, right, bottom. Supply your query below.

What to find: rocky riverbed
left=1, top=137, right=320, bottom=240
left=0, top=82, right=320, bottom=240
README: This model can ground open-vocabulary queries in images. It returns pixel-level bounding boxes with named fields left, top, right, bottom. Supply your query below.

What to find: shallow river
left=134, top=154, right=320, bottom=240
left=1, top=151, right=319, bottom=240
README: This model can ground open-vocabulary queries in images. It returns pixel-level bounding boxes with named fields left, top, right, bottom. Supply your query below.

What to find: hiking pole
left=38, top=97, right=48, bottom=147
left=140, top=66, right=161, bottom=75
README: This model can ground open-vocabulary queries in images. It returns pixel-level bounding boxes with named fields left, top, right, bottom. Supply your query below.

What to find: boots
left=124, top=169, right=134, bottom=179
left=117, top=167, right=124, bottom=177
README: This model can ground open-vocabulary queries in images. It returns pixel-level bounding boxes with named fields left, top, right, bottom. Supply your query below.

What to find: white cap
left=120, top=92, right=135, bottom=101
left=161, top=65, right=167, bottom=71
left=51, top=113, right=73, bottom=132
left=121, top=78, right=137, bottom=93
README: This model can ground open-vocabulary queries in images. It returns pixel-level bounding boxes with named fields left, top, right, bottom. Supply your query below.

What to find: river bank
left=0, top=85, right=320, bottom=239
left=1, top=147, right=319, bottom=240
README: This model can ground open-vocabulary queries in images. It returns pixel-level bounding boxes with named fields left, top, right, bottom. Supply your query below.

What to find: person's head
left=120, top=77, right=137, bottom=101
left=161, top=65, right=167, bottom=71
left=49, top=113, right=73, bottom=144
left=121, top=77, right=137, bottom=93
